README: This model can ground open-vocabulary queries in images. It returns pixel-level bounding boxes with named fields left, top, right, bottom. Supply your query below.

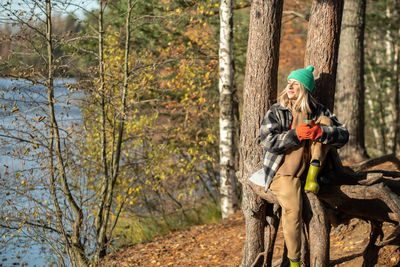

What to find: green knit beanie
left=287, top=65, right=315, bottom=93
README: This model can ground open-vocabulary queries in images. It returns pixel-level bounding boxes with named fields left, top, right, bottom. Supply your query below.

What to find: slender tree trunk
left=377, top=90, right=388, bottom=155
left=385, top=3, right=395, bottom=151
left=335, top=0, right=368, bottom=162
left=304, top=1, right=343, bottom=266
left=45, top=1, right=88, bottom=266
left=305, top=0, right=343, bottom=111
left=239, top=0, right=283, bottom=266
left=104, top=0, right=133, bottom=244
left=394, top=31, right=400, bottom=155
left=95, top=0, right=133, bottom=261
left=95, top=0, right=109, bottom=261
left=365, top=60, right=386, bottom=154
left=219, top=0, right=238, bottom=219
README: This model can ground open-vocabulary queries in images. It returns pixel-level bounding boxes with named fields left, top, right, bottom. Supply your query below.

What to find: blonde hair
left=279, top=82, right=317, bottom=113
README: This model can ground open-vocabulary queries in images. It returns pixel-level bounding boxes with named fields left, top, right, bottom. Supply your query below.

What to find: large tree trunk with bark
left=303, top=1, right=343, bottom=266
left=335, top=0, right=368, bottom=162
left=219, top=0, right=239, bottom=219
left=305, top=0, right=343, bottom=111
left=238, top=0, right=283, bottom=266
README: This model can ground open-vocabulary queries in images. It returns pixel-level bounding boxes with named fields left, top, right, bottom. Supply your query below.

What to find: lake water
left=0, top=78, right=82, bottom=267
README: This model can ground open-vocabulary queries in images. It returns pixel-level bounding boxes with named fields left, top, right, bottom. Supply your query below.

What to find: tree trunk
left=219, top=0, right=238, bottom=219
left=385, top=3, right=395, bottom=151
left=104, top=0, right=134, bottom=251
left=303, top=1, right=343, bottom=265
left=305, top=0, right=343, bottom=111
left=46, top=1, right=88, bottom=266
left=394, top=34, right=400, bottom=155
left=304, top=192, right=330, bottom=267
left=95, top=0, right=109, bottom=261
left=238, top=0, right=283, bottom=266
left=335, top=0, right=368, bottom=162
left=391, top=0, right=400, bottom=155
left=365, top=61, right=386, bottom=154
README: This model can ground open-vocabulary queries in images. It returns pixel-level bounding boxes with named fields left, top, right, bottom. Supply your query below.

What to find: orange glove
left=296, top=122, right=312, bottom=140
left=308, top=121, right=322, bottom=140
left=296, top=121, right=322, bottom=140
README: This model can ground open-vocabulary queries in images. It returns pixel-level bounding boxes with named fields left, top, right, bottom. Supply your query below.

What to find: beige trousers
left=269, top=116, right=332, bottom=260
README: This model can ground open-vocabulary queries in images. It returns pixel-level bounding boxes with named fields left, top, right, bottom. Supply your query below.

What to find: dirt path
left=103, top=162, right=400, bottom=267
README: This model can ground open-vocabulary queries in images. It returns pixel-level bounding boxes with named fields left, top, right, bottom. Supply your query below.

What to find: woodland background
left=0, top=0, right=399, bottom=266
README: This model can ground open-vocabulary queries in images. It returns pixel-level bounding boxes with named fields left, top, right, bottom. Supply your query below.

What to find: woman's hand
left=296, top=121, right=322, bottom=140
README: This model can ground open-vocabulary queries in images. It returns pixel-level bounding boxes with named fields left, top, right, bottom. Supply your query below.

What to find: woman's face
left=286, top=79, right=302, bottom=100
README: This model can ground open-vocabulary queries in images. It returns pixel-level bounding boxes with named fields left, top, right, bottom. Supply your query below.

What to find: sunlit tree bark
left=335, top=0, right=369, bottom=162
left=238, top=0, right=283, bottom=265
left=305, top=0, right=343, bottom=111
left=304, top=0, right=343, bottom=265
left=219, top=0, right=238, bottom=219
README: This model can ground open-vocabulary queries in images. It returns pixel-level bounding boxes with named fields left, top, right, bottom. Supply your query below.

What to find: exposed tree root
left=350, top=153, right=400, bottom=172
left=248, top=149, right=400, bottom=266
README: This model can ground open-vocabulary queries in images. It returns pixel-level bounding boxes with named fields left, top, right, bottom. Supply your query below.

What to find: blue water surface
left=0, top=78, right=83, bottom=267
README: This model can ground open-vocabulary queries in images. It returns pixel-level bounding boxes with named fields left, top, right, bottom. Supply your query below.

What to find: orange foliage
left=278, top=0, right=311, bottom=90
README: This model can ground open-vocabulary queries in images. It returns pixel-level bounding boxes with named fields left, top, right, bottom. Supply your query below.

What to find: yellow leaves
left=17, top=221, right=25, bottom=233
left=207, top=133, right=215, bottom=144
left=177, top=192, right=186, bottom=200
left=128, top=186, right=142, bottom=195
left=128, top=187, right=134, bottom=195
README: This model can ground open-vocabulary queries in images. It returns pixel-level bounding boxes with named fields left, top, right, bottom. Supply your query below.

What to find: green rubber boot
left=289, top=259, right=301, bottom=267
left=304, top=161, right=320, bottom=194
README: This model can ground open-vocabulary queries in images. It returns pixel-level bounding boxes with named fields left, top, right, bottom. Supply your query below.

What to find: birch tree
left=218, top=0, right=238, bottom=219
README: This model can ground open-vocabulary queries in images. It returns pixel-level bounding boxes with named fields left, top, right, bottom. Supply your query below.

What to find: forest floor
left=102, top=161, right=400, bottom=267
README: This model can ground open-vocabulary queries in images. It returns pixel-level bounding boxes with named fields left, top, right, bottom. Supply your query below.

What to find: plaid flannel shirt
left=259, top=102, right=349, bottom=190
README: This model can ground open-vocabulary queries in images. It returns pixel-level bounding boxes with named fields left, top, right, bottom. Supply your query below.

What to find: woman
left=250, top=66, right=349, bottom=267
